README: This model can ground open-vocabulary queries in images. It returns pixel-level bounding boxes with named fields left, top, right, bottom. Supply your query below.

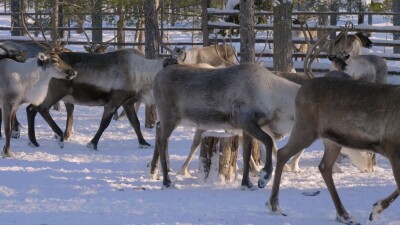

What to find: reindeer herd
left=0, top=19, right=399, bottom=225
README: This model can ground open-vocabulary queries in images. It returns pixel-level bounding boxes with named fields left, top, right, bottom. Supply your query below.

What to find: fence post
left=202, top=0, right=210, bottom=46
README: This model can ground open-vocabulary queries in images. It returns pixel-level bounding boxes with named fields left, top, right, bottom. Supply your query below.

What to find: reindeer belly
left=24, top=84, right=49, bottom=106
left=63, top=84, right=111, bottom=106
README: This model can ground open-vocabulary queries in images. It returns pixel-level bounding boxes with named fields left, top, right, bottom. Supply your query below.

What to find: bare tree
left=273, top=0, right=293, bottom=72
left=394, top=0, right=400, bottom=53
left=144, top=0, right=159, bottom=128
left=92, top=0, right=102, bottom=42
left=239, top=0, right=255, bottom=63
left=11, top=0, right=21, bottom=36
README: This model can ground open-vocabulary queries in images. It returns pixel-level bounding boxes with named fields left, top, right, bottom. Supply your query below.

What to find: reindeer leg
left=241, top=133, right=259, bottom=190
left=2, top=105, right=15, bottom=158
left=122, top=102, right=151, bottom=148
left=64, top=102, right=74, bottom=141
left=11, top=115, right=22, bottom=139
left=148, top=122, right=161, bottom=180
left=87, top=105, right=116, bottom=150
left=37, top=106, right=64, bottom=148
left=239, top=120, right=274, bottom=189
left=178, top=128, right=205, bottom=177
left=370, top=154, right=400, bottom=221
left=268, top=121, right=317, bottom=215
left=26, top=104, right=40, bottom=147
left=158, top=120, right=176, bottom=188
left=0, top=109, right=2, bottom=140
left=320, top=140, right=360, bottom=225
left=370, top=189, right=399, bottom=221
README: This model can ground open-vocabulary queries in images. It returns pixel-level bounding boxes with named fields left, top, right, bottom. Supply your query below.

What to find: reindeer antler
left=302, top=20, right=354, bottom=78
left=20, top=12, right=67, bottom=54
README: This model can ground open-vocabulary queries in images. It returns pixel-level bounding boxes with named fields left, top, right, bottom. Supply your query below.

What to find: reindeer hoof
left=161, top=180, right=173, bottom=189
left=139, top=144, right=152, bottom=149
left=87, top=142, right=97, bottom=150
left=28, top=141, right=40, bottom=148
left=1, top=152, right=14, bottom=158
left=177, top=168, right=192, bottom=178
left=336, top=213, right=359, bottom=225
left=54, top=135, right=64, bottom=148
left=369, top=201, right=384, bottom=221
left=241, top=184, right=258, bottom=191
left=258, top=169, right=271, bottom=188
left=147, top=162, right=160, bottom=180
left=266, top=201, right=286, bottom=216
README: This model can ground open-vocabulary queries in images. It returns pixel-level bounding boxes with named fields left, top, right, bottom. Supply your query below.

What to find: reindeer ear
left=38, top=52, right=48, bottom=61
left=344, top=54, right=350, bottom=60
left=84, top=45, right=91, bottom=52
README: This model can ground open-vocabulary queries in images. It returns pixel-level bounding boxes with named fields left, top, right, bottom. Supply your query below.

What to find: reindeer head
left=37, top=52, right=77, bottom=80
left=328, top=53, right=350, bottom=71
left=171, top=46, right=186, bottom=62
left=0, top=41, right=28, bottom=62
left=355, top=32, right=374, bottom=49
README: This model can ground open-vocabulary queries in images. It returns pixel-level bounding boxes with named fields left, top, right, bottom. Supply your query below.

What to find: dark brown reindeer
left=268, top=77, right=400, bottom=225
left=148, top=63, right=301, bottom=189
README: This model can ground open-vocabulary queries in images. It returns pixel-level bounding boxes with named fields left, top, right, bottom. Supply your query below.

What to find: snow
left=0, top=10, right=400, bottom=225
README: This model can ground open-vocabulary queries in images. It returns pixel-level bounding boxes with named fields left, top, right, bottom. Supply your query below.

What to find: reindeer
left=26, top=49, right=177, bottom=150
left=0, top=41, right=28, bottom=62
left=177, top=70, right=353, bottom=177
left=268, top=77, right=400, bottom=225
left=329, top=53, right=387, bottom=84
left=148, top=63, right=301, bottom=189
left=172, top=44, right=238, bottom=67
left=0, top=52, right=77, bottom=157
left=331, top=31, right=373, bottom=57
left=292, top=19, right=318, bottom=61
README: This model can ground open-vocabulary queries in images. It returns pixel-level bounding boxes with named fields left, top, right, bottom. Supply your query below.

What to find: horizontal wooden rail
left=208, top=22, right=400, bottom=33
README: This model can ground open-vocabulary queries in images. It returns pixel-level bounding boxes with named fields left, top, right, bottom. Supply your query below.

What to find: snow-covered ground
left=0, top=11, right=400, bottom=225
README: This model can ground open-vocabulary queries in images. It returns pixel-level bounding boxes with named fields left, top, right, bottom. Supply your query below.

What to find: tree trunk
left=201, top=0, right=211, bottom=47
left=394, top=0, right=400, bottom=53
left=198, top=132, right=239, bottom=182
left=92, top=0, right=102, bottom=42
left=144, top=0, right=159, bottom=128
left=51, top=0, right=59, bottom=43
left=273, top=0, right=293, bottom=72
left=135, top=17, right=145, bottom=53
left=358, top=0, right=365, bottom=24
left=329, top=0, right=339, bottom=40
left=58, top=0, right=65, bottom=38
left=11, top=0, right=21, bottom=36
left=116, top=4, right=125, bottom=50
left=239, top=0, right=255, bottom=63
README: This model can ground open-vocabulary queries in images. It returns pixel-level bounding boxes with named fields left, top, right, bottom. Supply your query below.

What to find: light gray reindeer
left=268, top=77, right=400, bottom=225
left=177, top=70, right=353, bottom=177
left=0, top=52, right=77, bottom=157
left=172, top=44, right=238, bottom=67
left=148, top=63, right=301, bottom=189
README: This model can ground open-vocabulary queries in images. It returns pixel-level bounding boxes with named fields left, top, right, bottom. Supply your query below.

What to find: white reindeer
left=0, top=53, right=77, bottom=157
